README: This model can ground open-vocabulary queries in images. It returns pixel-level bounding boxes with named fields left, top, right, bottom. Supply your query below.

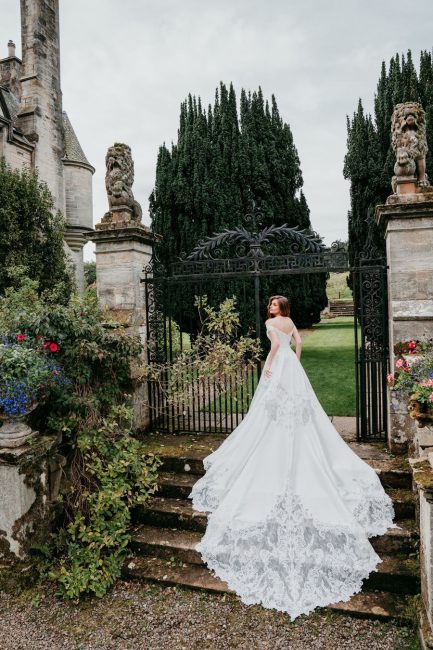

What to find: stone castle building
left=0, top=0, right=94, bottom=289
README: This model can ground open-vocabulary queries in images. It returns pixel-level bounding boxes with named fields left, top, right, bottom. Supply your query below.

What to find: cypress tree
left=345, top=49, right=433, bottom=266
left=150, top=83, right=328, bottom=332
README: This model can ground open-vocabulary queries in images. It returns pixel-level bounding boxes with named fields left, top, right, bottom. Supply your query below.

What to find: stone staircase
left=329, top=300, right=355, bottom=317
left=124, top=432, right=419, bottom=623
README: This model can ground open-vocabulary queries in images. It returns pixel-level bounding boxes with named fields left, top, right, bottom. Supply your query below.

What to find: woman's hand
left=264, top=366, right=272, bottom=378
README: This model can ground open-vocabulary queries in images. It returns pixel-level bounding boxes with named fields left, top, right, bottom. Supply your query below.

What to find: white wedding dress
left=188, top=323, right=396, bottom=619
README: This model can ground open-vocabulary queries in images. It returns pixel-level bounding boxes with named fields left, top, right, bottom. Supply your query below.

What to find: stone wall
left=0, top=437, right=64, bottom=559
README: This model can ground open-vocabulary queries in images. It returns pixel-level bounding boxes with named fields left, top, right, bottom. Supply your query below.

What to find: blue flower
left=0, top=380, right=36, bottom=417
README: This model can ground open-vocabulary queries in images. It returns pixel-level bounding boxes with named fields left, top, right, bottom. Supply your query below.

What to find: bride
left=188, top=295, right=395, bottom=619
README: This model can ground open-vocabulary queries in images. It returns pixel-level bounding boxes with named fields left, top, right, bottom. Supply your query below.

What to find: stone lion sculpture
left=104, top=143, right=142, bottom=222
left=391, top=102, right=429, bottom=190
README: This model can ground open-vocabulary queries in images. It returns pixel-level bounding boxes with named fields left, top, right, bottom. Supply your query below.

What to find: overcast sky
left=2, top=0, right=433, bottom=260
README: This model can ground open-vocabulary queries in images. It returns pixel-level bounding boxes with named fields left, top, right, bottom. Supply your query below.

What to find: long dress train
left=188, top=323, right=395, bottom=619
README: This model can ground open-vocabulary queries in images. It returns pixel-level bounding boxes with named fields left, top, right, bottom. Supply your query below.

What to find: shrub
left=0, top=160, right=74, bottom=298
left=0, top=275, right=160, bottom=600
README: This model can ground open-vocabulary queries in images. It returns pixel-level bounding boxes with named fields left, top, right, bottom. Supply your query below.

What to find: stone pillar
left=0, top=437, right=64, bottom=559
left=91, top=220, right=155, bottom=431
left=18, top=0, right=65, bottom=214
left=376, top=194, right=433, bottom=452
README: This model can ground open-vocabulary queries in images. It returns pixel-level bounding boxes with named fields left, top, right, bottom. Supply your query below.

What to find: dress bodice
left=266, top=324, right=294, bottom=348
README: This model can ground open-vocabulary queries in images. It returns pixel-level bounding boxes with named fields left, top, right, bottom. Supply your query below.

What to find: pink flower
left=395, top=359, right=405, bottom=369
left=387, top=373, right=394, bottom=385
left=429, top=393, right=433, bottom=403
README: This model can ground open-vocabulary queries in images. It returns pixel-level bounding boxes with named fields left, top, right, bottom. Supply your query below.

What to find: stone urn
left=402, top=353, right=422, bottom=366
left=408, top=394, right=433, bottom=428
left=0, top=403, right=38, bottom=448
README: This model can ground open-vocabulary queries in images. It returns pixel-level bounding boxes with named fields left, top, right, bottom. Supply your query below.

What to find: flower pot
left=408, top=394, right=433, bottom=428
left=0, top=404, right=38, bottom=448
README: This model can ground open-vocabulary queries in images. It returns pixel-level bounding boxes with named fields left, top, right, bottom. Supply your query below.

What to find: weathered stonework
left=376, top=200, right=433, bottom=454
left=0, top=1, right=95, bottom=291
left=0, top=436, right=64, bottom=559
left=92, top=220, right=156, bottom=431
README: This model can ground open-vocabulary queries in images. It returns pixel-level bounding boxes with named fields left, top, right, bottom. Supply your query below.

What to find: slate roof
left=62, top=111, right=92, bottom=167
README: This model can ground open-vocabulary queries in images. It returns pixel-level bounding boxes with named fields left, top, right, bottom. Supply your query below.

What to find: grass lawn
left=206, top=317, right=356, bottom=417
left=301, top=316, right=356, bottom=416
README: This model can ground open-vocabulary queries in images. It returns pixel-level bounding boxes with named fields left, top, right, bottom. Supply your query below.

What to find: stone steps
left=140, top=433, right=413, bottom=489
left=129, top=524, right=420, bottom=596
left=123, top=556, right=415, bottom=623
left=133, top=496, right=419, bottom=554
left=329, top=301, right=354, bottom=317
left=126, top=432, right=419, bottom=622
left=155, top=472, right=415, bottom=518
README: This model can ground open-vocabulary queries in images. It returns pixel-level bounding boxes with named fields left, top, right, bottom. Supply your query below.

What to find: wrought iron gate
left=143, top=208, right=389, bottom=440
left=352, top=247, right=389, bottom=440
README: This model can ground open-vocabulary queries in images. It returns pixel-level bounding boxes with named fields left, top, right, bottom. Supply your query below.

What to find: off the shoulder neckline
left=266, top=324, right=295, bottom=337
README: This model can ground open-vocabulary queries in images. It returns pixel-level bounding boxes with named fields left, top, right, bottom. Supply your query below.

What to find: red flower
left=17, top=333, right=26, bottom=342
left=408, top=339, right=417, bottom=354
left=49, top=343, right=59, bottom=353
left=43, top=341, right=51, bottom=349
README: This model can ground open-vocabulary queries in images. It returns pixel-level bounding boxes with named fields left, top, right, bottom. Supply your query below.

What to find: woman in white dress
left=188, top=295, right=395, bottom=619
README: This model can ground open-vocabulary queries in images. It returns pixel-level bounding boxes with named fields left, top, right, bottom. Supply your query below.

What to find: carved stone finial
left=102, top=143, right=143, bottom=224
left=391, top=102, right=430, bottom=194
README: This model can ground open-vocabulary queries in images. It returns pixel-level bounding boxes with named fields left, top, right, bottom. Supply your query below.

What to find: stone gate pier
left=376, top=102, right=433, bottom=648
left=91, top=143, right=156, bottom=431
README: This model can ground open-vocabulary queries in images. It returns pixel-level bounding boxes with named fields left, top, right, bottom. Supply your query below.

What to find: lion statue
left=104, top=143, right=142, bottom=222
left=391, top=102, right=429, bottom=189
left=391, top=146, right=417, bottom=194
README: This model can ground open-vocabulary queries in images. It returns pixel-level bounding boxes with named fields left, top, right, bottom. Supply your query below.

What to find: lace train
left=195, top=487, right=383, bottom=619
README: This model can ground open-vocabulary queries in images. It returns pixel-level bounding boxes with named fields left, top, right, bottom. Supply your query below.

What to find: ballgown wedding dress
left=188, top=322, right=396, bottom=619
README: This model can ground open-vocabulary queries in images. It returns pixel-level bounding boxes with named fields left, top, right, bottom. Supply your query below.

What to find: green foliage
left=52, top=405, right=160, bottom=600
left=145, top=296, right=261, bottom=409
left=344, top=50, right=433, bottom=270
left=150, top=83, right=327, bottom=328
left=0, top=276, right=160, bottom=600
left=0, top=160, right=74, bottom=298
left=84, top=262, right=96, bottom=286
left=326, top=272, right=352, bottom=301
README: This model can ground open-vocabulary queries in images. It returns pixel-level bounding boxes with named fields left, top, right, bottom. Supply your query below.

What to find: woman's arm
left=292, top=326, right=302, bottom=360
left=264, top=329, right=280, bottom=378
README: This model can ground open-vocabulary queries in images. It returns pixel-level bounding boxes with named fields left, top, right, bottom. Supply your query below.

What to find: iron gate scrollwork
left=352, top=233, right=389, bottom=440
left=143, top=205, right=389, bottom=440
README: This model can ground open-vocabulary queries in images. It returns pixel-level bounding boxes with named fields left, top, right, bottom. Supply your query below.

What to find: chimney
left=7, top=40, right=16, bottom=58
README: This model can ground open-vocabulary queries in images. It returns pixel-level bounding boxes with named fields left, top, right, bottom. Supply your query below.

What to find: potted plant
left=388, top=337, right=433, bottom=428
left=0, top=334, right=68, bottom=447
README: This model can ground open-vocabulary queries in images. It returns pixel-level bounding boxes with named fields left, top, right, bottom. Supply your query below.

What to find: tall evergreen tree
left=150, top=83, right=328, bottom=331
left=0, top=160, right=73, bottom=298
left=344, top=49, right=433, bottom=267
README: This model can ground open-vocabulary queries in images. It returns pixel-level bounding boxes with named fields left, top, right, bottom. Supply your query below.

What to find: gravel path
left=0, top=580, right=418, bottom=650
